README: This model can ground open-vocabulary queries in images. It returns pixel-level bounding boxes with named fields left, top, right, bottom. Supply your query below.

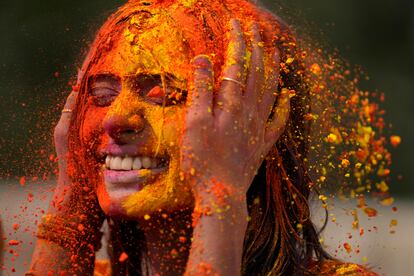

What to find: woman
left=29, top=0, right=379, bottom=275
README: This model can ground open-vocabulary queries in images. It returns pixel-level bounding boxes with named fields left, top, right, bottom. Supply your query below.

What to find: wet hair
left=68, top=0, right=331, bottom=274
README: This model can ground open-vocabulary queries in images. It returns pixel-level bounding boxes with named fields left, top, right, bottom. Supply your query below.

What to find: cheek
left=146, top=106, right=185, bottom=147
left=81, top=103, right=108, bottom=145
left=163, top=110, right=185, bottom=148
left=96, top=182, right=111, bottom=213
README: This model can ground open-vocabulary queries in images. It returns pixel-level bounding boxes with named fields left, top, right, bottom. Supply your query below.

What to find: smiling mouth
left=103, top=155, right=169, bottom=185
left=105, top=155, right=168, bottom=171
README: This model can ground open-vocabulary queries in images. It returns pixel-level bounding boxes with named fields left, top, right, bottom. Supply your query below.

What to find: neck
left=140, top=208, right=193, bottom=275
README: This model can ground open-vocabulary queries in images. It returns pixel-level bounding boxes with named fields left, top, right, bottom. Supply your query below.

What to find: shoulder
left=308, top=259, right=378, bottom=276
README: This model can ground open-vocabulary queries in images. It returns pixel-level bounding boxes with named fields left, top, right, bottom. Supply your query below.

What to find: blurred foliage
left=0, top=0, right=412, bottom=196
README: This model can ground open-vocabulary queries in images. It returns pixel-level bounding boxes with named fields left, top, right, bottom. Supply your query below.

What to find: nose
left=103, top=112, right=145, bottom=145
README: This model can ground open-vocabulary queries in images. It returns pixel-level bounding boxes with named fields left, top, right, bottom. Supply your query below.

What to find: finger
left=187, top=55, right=214, bottom=124
left=54, top=91, right=79, bottom=152
left=60, top=91, right=79, bottom=126
left=65, top=91, right=78, bottom=108
left=260, top=48, right=281, bottom=121
left=244, top=23, right=264, bottom=113
left=264, top=88, right=290, bottom=144
left=216, top=19, right=247, bottom=117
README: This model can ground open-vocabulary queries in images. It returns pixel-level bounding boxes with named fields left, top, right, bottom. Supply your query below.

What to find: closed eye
left=133, top=74, right=187, bottom=106
left=88, top=74, right=121, bottom=107
left=91, top=87, right=119, bottom=106
left=145, top=85, right=187, bottom=106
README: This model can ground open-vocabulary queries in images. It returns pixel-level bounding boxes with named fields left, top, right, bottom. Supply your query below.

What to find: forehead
left=89, top=11, right=193, bottom=81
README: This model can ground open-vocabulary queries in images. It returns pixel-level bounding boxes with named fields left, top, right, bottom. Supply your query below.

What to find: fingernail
left=230, top=18, right=241, bottom=31
left=251, top=23, right=262, bottom=44
left=250, top=22, right=258, bottom=33
left=273, top=48, right=281, bottom=64
left=193, top=55, right=212, bottom=69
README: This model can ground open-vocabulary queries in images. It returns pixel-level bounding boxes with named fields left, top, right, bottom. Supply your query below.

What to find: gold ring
left=62, top=108, right=73, bottom=113
left=222, top=77, right=245, bottom=88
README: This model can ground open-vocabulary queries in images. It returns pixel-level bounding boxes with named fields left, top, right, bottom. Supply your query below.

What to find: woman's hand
left=182, top=19, right=290, bottom=201
left=184, top=19, right=290, bottom=275
left=51, top=91, right=79, bottom=210
left=30, top=88, right=103, bottom=274
left=29, top=91, right=80, bottom=274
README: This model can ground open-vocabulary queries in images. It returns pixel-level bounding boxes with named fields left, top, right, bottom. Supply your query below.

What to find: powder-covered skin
left=26, top=0, right=396, bottom=274
left=79, top=0, right=396, bottom=223
left=80, top=1, right=281, bottom=219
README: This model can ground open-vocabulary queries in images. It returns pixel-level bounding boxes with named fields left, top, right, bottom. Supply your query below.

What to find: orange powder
left=70, top=0, right=290, bottom=219
left=208, top=178, right=235, bottom=207
left=64, top=3, right=396, bottom=270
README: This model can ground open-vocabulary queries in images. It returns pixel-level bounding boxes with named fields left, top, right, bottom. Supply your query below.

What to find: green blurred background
left=0, top=0, right=412, bottom=197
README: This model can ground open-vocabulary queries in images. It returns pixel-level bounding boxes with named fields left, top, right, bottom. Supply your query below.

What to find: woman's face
left=81, top=15, right=196, bottom=219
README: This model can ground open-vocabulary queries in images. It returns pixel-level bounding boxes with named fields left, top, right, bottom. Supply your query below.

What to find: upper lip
left=101, top=144, right=160, bottom=158
left=99, top=144, right=169, bottom=161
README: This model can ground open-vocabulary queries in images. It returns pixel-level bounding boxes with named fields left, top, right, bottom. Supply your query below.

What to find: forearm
left=186, top=185, right=248, bottom=276
left=28, top=212, right=102, bottom=275
left=29, top=176, right=104, bottom=274
left=29, top=239, right=95, bottom=275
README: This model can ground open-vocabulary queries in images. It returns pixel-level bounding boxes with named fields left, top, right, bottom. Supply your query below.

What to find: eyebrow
left=129, top=73, right=188, bottom=90
left=88, top=73, right=121, bottom=85
left=123, top=73, right=182, bottom=82
left=89, top=72, right=187, bottom=91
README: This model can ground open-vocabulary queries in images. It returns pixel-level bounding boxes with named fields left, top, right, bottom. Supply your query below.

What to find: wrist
left=36, top=214, right=103, bottom=253
left=188, top=179, right=248, bottom=276
left=191, top=176, right=248, bottom=229
left=193, top=176, right=247, bottom=204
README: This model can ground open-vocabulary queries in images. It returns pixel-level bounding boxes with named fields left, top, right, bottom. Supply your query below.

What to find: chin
left=96, top=157, right=194, bottom=220
left=97, top=182, right=194, bottom=220
left=96, top=182, right=128, bottom=218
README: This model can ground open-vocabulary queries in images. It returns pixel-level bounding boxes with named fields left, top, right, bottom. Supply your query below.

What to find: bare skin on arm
left=29, top=90, right=103, bottom=275
left=29, top=91, right=80, bottom=274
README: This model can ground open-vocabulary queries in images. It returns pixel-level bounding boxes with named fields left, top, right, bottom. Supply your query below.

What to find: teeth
left=142, top=157, right=152, bottom=169
left=132, top=157, right=142, bottom=170
left=112, top=156, right=123, bottom=170
left=105, top=156, right=111, bottom=168
left=121, top=157, right=133, bottom=170
left=106, top=155, right=165, bottom=171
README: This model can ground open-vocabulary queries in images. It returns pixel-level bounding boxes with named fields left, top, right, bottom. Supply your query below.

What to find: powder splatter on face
left=0, top=0, right=400, bottom=274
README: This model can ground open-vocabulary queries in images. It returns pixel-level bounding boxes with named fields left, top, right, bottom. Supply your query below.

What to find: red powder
left=197, top=262, right=218, bottom=276
left=209, top=178, right=234, bottom=207
left=343, top=243, right=352, bottom=254
left=77, top=224, right=85, bottom=232
left=8, top=240, right=20, bottom=246
left=364, top=207, right=378, bottom=218
left=27, top=193, right=34, bottom=203
left=119, top=252, right=129, bottom=262
left=147, top=86, right=165, bottom=98
left=12, top=223, right=20, bottom=231
left=390, top=135, right=401, bottom=147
